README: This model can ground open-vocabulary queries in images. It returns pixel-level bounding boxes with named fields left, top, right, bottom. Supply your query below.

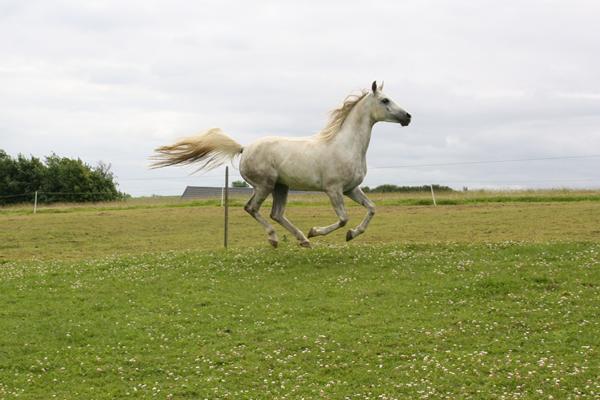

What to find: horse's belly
left=277, top=169, right=322, bottom=191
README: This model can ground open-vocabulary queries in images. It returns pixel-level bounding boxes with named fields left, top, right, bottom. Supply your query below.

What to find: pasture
left=1, top=190, right=599, bottom=399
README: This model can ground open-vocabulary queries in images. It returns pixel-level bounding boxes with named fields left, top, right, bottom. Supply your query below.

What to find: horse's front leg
left=345, top=187, right=376, bottom=241
left=307, top=190, right=348, bottom=238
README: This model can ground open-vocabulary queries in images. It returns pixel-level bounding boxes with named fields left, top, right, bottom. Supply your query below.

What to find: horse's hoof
left=268, top=239, right=278, bottom=248
left=307, top=227, right=317, bottom=238
left=346, top=230, right=355, bottom=242
left=299, top=240, right=312, bottom=248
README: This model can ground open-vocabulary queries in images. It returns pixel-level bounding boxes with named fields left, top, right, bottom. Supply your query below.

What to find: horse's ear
left=371, top=81, right=378, bottom=93
left=379, top=81, right=384, bottom=91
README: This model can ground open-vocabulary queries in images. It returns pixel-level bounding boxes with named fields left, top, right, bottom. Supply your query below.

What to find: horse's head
left=368, top=81, right=411, bottom=126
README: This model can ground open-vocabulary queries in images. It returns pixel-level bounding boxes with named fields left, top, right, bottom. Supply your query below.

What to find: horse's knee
left=244, top=203, right=255, bottom=214
left=270, top=211, right=281, bottom=222
left=368, top=205, right=376, bottom=216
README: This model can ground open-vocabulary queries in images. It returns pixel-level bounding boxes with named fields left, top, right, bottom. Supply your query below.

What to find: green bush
left=231, top=180, right=249, bottom=187
left=0, top=150, right=129, bottom=205
left=362, top=184, right=453, bottom=193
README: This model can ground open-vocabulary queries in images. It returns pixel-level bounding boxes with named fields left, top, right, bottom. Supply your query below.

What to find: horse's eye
left=381, top=98, right=390, bottom=104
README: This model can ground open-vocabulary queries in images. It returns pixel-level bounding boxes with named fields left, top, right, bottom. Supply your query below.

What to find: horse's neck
left=331, top=99, right=374, bottom=159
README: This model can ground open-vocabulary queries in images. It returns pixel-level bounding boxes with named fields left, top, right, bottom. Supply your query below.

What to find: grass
left=2, top=189, right=600, bottom=216
left=1, top=244, right=599, bottom=399
left=1, top=190, right=599, bottom=398
left=1, top=190, right=600, bottom=261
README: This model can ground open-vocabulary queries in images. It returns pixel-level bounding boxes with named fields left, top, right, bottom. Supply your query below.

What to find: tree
left=0, top=150, right=129, bottom=205
left=359, top=184, right=454, bottom=193
left=231, top=180, right=249, bottom=188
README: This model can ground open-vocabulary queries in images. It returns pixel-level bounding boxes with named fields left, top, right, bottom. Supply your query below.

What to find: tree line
left=232, top=180, right=453, bottom=193
left=0, top=150, right=128, bottom=205
left=362, top=184, right=453, bottom=193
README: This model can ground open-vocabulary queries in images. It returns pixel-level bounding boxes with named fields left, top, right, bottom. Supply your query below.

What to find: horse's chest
left=331, top=159, right=366, bottom=190
left=345, top=166, right=366, bottom=190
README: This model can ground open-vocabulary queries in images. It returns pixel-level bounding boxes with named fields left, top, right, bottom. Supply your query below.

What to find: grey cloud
left=1, top=0, right=599, bottom=195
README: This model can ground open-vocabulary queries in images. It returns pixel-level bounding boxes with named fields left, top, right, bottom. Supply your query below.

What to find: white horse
left=152, top=81, right=411, bottom=247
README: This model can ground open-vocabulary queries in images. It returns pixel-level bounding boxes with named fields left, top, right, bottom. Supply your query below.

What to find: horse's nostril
left=406, top=113, right=412, bottom=119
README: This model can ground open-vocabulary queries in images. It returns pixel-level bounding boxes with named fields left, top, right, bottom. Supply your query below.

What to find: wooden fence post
left=224, top=167, right=229, bottom=248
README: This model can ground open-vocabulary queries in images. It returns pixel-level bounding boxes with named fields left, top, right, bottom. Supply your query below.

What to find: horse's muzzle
left=400, top=114, right=411, bottom=126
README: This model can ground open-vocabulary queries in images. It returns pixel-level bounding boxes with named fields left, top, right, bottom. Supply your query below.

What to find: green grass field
left=1, top=191, right=599, bottom=398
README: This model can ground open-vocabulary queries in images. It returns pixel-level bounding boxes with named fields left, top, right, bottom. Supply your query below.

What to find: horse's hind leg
left=345, top=187, right=376, bottom=241
left=270, top=183, right=311, bottom=248
left=244, top=186, right=279, bottom=247
left=307, top=189, right=348, bottom=238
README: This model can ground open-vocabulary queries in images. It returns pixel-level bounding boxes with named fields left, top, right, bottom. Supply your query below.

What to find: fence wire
left=2, top=153, right=598, bottom=204
left=119, top=153, right=600, bottom=183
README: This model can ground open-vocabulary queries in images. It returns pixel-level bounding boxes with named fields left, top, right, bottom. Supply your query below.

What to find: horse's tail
left=150, top=128, right=243, bottom=171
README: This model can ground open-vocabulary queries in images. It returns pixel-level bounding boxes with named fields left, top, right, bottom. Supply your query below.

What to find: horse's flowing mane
left=316, top=90, right=369, bottom=141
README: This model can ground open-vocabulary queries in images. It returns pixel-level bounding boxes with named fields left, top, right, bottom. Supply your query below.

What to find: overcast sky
left=1, top=0, right=599, bottom=196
